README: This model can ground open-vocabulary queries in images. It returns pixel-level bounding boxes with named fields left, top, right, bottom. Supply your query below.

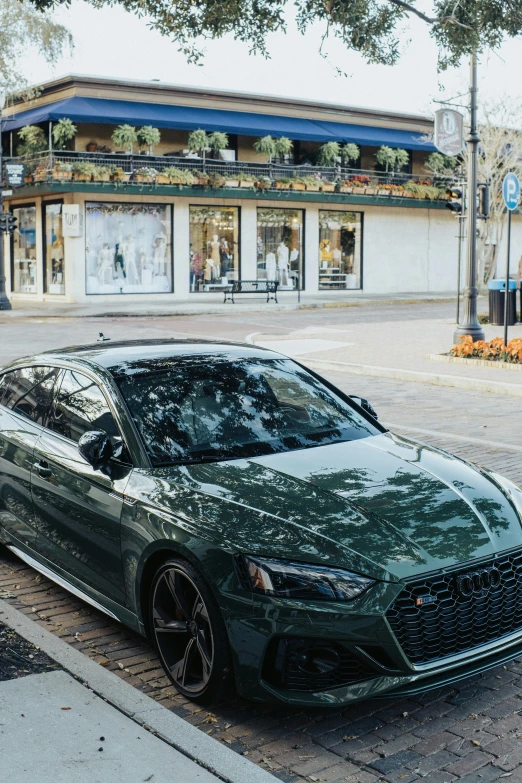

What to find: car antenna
left=97, top=332, right=111, bottom=342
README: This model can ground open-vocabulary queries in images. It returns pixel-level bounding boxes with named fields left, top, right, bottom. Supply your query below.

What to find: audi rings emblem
left=456, top=567, right=501, bottom=597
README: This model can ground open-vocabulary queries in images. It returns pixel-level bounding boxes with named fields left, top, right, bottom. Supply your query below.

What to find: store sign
left=4, top=162, right=26, bottom=187
left=62, top=204, right=83, bottom=237
left=434, top=109, right=465, bottom=156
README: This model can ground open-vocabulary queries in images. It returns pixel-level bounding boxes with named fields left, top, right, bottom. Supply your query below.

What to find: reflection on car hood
left=149, top=432, right=522, bottom=582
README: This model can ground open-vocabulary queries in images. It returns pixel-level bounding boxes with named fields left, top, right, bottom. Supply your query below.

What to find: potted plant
left=52, top=118, right=77, bottom=151
left=224, top=175, right=240, bottom=188
left=93, top=165, right=111, bottom=182
left=340, top=143, right=360, bottom=167
left=317, top=141, right=340, bottom=167
left=320, top=179, right=336, bottom=192
left=208, top=172, right=225, bottom=188
left=253, top=135, right=276, bottom=162
left=273, top=177, right=292, bottom=189
left=17, top=125, right=47, bottom=157
left=188, top=129, right=210, bottom=163
left=33, top=165, right=49, bottom=182
left=350, top=174, right=369, bottom=194
left=301, top=175, right=321, bottom=192
left=290, top=176, right=306, bottom=191
left=71, top=161, right=96, bottom=181
left=394, top=148, right=410, bottom=171
left=337, top=179, right=353, bottom=194
left=137, top=126, right=161, bottom=155
left=208, top=131, right=229, bottom=159
left=274, top=136, right=293, bottom=161
left=86, top=140, right=98, bottom=153
left=192, top=169, right=209, bottom=186
left=52, top=161, right=73, bottom=181
left=238, top=172, right=256, bottom=188
left=256, top=176, right=272, bottom=190
left=134, top=167, right=157, bottom=183
left=110, top=166, right=131, bottom=183
left=112, top=125, right=138, bottom=154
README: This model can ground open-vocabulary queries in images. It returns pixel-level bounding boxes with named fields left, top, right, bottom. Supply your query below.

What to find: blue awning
left=4, top=96, right=435, bottom=151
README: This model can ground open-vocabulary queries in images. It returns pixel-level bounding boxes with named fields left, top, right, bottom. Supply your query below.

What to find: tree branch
left=386, top=0, right=474, bottom=30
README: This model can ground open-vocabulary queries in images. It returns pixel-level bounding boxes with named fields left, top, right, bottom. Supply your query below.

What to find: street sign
left=4, top=162, right=26, bottom=187
left=434, top=109, right=465, bottom=156
left=503, top=173, right=520, bottom=211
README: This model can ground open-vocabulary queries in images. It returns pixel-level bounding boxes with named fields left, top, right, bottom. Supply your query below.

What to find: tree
left=254, top=136, right=276, bottom=162
left=25, top=0, right=522, bottom=71
left=341, top=143, right=360, bottom=165
left=375, top=145, right=397, bottom=172
left=208, top=131, right=229, bottom=157
left=0, top=0, right=72, bottom=94
left=317, top=142, right=340, bottom=167
left=274, top=137, right=293, bottom=160
left=112, top=124, right=138, bottom=153
left=425, top=152, right=460, bottom=174
left=474, top=98, right=522, bottom=286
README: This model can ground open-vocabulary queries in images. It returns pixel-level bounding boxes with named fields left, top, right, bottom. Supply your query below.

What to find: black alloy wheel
left=150, top=558, right=233, bottom=703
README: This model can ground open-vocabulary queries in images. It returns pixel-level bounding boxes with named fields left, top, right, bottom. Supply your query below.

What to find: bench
left=223, top=280, right=279, bottom=304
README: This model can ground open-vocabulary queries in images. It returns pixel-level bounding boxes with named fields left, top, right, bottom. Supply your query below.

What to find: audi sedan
left=1, top=339, right=522, bottom=707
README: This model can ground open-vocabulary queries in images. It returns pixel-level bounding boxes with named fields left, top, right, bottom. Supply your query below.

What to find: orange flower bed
left=451, top=334, right=522, bottom=363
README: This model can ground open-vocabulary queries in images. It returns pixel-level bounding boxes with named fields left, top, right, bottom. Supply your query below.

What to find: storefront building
left=2, top=75, right=460, bottom=305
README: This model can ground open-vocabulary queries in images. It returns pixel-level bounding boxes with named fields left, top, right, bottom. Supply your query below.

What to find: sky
left=21, top=0, right=522, bottom=119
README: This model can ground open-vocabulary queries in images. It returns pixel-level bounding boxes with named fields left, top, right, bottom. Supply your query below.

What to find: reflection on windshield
left=117, top=357, right=380, bottom=466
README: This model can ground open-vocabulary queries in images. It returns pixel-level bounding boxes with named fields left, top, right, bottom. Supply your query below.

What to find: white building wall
left=5, top=192, right=469, bottom=304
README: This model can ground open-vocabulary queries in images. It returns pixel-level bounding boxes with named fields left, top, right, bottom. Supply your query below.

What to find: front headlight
left=240, top=556, right=375, bottom=601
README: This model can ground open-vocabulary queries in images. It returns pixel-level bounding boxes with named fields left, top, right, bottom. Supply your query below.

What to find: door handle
left=34, top=461, right=52, bottom=478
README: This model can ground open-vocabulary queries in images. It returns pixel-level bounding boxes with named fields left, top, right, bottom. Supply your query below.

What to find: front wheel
left=150, top=558, right=234, bottom=704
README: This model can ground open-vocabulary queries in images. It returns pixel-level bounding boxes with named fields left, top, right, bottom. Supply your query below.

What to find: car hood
left=142, top=433, right=522, bottom=582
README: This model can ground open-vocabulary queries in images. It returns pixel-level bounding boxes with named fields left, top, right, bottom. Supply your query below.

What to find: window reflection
left=45, top=203, right=65, bottom=294
left=50, top=370, right=119, bottom=443
left=12, top=206, right=37, bottom=293
left=257, top=208, right=304, bottom=290
left=319, top=211, right=362, bottom=290
left=117, top=357, right=379, bottom=466
left=189, top=206, right=239, bottom=292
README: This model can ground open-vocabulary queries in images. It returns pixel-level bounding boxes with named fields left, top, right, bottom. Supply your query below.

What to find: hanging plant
left=317, top=142, right=341, bottom=167
left=137, top=126, right=161, bottom=155
left=208, top=131, right=228, bottom=157
left=254, top=135, right=276, bottom=162
left=341, top=143, right=360, bottom=165
left=274, top=136, right=293, bottom=159
left=112, top=124, right=138, bottom=153
left=17, top=125, right=47, bottom=157
left=52, top=118, right=77, bottom=150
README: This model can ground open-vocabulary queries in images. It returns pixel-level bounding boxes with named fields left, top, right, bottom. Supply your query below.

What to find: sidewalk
left=0, top=600, right=276, bottom=783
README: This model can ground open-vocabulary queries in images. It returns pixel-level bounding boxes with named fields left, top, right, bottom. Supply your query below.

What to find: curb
left=0, top=599, right=276, bottom=783
left=427, top=353, right=522, bottom=372
left=298, top=357, right=522, bottom=398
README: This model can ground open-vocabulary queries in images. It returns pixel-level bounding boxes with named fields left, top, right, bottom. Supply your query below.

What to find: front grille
left=386, top=550, right=522, bottom=665
left=262, top=637, right=377, bottom=691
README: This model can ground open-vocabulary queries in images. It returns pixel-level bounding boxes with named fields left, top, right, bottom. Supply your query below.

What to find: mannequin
left=332, top=247, right=342, bottom=264
left=210, top=235, right=220, bottom=264
left=123, top=234, right=139, bottom=285
left=320, top=241, right=333, bottom=263
left=219, top=237, right=230, bottom=277
left=97, top=243, right=113, bottom=284
left=51, top=239, right=64, bottom=283
left=265, top=252, right=277, bottom=281
left=153, top=233, right=167, bottom=276
left=277, top=242, right=289, bottom=286
left=204, top=258, right=214, bottom=283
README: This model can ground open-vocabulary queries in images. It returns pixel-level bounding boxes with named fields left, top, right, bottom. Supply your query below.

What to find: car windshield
left=116, top=356, right=381, bottom=466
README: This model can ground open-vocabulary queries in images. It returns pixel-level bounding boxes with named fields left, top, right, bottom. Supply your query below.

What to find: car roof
left=9, top=339, right=285, bottom=377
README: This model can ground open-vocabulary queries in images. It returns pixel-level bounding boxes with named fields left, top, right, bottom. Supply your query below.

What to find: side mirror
left=78, top=430, right=113, bottom=469
left=349, top=396, right=378, bottom=419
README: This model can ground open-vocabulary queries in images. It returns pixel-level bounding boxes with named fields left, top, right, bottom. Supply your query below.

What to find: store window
left=257, top=208, right=304, bottom=290
left=319, top=211, right=362, bottom=290
left=85, top=202, right=173, bottom=295
left=44, top=202, right=65, bottom=294
left=12, top=205, right=37, bottom=293
left=189, top=206, right=239, bottom=292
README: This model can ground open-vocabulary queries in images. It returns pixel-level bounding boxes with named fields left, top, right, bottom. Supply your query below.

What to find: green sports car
left=1, top=338, right=522, bottom=707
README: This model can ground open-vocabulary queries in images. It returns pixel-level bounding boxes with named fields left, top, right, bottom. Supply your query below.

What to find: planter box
left=225, top=179, right=239, bottom=188
left=377, top=189, right=391, bottom=196
left=402, top=191, right=414, bottom=198
left=365, top=187, right=377, bottom=195
left=33, top=171, right=48, bottom=182
left=240, top=180, right=256, bottom=188
left=351, top=186, right=366, bottom=195
left=112, top=173, right=131, bottom=183
left=134, top=175, right=155, bottom=183
left=195, top=178, right=208, bottom=186
left=52, top=171, right=73, bottom=181
left=24, top=176, right=33, bottom=184
left=74, top=174, right=92, bottom=182
left=338, top=185, right=353, bottom=193
left=320, top=184, right=335, bottom=192
left=274, top=182, right=290, bottom=189
left=290, top=183, right=306, bottom=191
left=94, top=173, right=111, bottom=182
left=156, top=175, right=171, bottom=184
left=305, top=184, right=321, bottom=191
left=392, top=190, right=404, bottom=197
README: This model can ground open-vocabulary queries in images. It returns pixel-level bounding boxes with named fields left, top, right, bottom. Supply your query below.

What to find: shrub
left=112, top=125, right=138, bottom=153
left=451, top=335, right=522, bottom=363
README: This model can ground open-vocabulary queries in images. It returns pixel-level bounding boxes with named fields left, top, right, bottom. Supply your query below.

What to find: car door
left=31, top=367, right=132, bottom=605
left=0, top=366, right=59, bottom=549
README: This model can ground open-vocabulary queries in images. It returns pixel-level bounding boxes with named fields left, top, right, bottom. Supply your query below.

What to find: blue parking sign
left=503, top=173, right=520, bottom=211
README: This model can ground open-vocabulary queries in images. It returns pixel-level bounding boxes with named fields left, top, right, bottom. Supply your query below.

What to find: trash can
left=488, top=279, right=517, bottom=326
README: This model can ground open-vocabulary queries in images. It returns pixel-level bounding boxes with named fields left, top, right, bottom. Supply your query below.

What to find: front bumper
left=224, top=578, right=522, bottom=707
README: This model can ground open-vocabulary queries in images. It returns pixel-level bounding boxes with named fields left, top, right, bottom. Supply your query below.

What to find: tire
left=149, top=557, right=234, bottom=704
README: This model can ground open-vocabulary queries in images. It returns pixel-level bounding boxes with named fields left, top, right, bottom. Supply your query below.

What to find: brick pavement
left=2, top=375, right=522, bottom=783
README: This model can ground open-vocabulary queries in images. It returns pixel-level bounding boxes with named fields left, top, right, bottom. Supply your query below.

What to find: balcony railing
left=8, top=150, right=452, bottom=200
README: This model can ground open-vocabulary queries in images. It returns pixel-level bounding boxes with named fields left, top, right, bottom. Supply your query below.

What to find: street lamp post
left=453, top=52, right=484, bottom=343
left=0, top=91, right=11, bottom=311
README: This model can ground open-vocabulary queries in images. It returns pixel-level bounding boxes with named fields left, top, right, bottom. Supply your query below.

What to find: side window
left=0, top=366, right=59, bottom=425
left=49, top=369, right=121, bottom=444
